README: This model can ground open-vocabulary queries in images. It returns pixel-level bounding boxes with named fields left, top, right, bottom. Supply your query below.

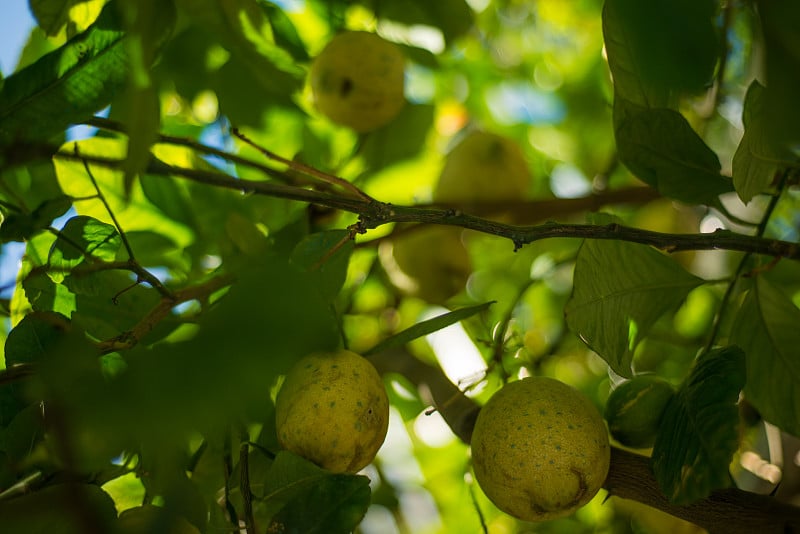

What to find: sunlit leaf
left=49, top=216, right=122, bottom=279
left=614, top=100, right=733, bottom=205
left=0, top=1, right=173, bottom=147
left=565, top=237, right=704, bottom=377
left=55, top=137, right=194, bottom=248
left=651, top=346, right=745, bottom=504
left=731, top=277, right=800, bottom=436
left=364, top=301, right=494, bottom=357
left=354, top=0, right=473, bottom=46
left=263, top=451, right=371, bottom=533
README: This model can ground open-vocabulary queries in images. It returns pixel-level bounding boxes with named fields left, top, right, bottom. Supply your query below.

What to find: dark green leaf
left=117, top=505, right=201, bottom=534
left=732, top=82, right=797, bottom=204
left=731, top=277, right=800, bottom=436
left=4, top=403, right=46, bottom=464
left=565, top=237, right=704, bottom=377
left=0, top=194, right=71, bottom=244
left=364, top=301, right=494, bottom=357
left=603, top=0, right=718, bottom=107
left=290, top=229, right=353, bottom=301
left=651, top=346, right=745, bottom=504
left=4, top=311, right=70, bottom=366
left=615, top=100, right=733, bottom=205
left=263, top=451, right=371, bottom=534
left=0, top=2, right=174, bottom=146
left=0, top=483, right=118, bottom=533
left=361, top=104, right=435, bottom=170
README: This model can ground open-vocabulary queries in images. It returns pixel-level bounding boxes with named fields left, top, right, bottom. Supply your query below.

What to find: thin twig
left=231, top=127, right=376, bottom=202
left=239, top=427, right=256, bottom=534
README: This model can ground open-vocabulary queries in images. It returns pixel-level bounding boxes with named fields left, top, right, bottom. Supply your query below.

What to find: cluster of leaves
left=0, top=0, right=799, bottom=532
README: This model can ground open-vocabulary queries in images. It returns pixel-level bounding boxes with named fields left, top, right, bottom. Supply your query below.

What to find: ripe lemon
left=434, top=131, right=530, bottom=204
left=275, top=350, right=389, bottom=473
left=379, top=225, right=472, bottom=304
left=309, top=31, right=406, bottom=132
left=471, top=377, right=610, bottom=521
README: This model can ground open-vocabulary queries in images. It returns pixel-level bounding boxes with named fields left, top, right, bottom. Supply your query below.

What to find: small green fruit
left=604, top=375, right=676, bottom=448
left=309, top=31, right=405, bottom=132
left=471, top=377, right=610, bottom=522
left=275, top=350, right=390, bottom=473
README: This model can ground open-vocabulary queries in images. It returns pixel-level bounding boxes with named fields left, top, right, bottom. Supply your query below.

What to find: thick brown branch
left=369, top=347, right=800, bottom=533
left=53, top=151, right=800, bottom=262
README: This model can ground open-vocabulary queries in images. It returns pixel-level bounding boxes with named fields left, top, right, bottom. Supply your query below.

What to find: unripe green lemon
left=434, top=131, right=530, bottom=204
left=275, top=350, right=390, bottom=473
left=604, top=375, right=675, bottom=448
left=379, top=225, right=472, bottom=304
left=471, top=377, right=610, bottom=522
left=309, top=31, right=405, bottom=132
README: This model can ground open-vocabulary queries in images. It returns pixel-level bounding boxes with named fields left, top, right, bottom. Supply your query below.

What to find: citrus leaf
left=49, top=216, right=122, bottom=278
left=651, top=346, right=745, bottom=504
left=0, top=483, right=118, bottom=533
left=290, top=229, right=354, bottom=301
left=0, top=1, right=174, bottom=147
left=29, top=0, right=105, bottom=36
left=363, top=301, right=494, bottom=357
left=4, top=311, right=70, bottom=366
left=603, top=0, right=718, bottom=108
left=614, top=100, right=733, bottom=205
left=731, top=277, right=800, bottom=436
left=361, top=104, right=435, bottom=170
left=263, top=451, right=371, bottom=534
left=354, top=0, right=473, bottom=46
left=565, top=238, right=704, bottom=377
left=731, top=81, right=795, bottom=203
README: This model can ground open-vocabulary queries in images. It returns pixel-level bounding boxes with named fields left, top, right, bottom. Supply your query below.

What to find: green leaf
left=0, top=483, right=118, bottom=533
left=4, top=311, right=70, bottom=366
left=175, top=0, right=304, bottom=85
left=0, top=1, right=174, bottom=146
left=361, top=104, right=435, bottom=170
left=564, top=238, right=704, bottom=377
left=363, top=301, right=494, bottom=357
left=29, top=0, right=99, bottom=36
left=49, top=216, right=122, bottom=278
left=260, top=1, right=310, bottom=62
left=354, top=0, right=473, bottom=47
left=116, top=505, right=201, bottom=534
left=290, top=229, right=353, bottom=301
left=263, top=451, right=371, bottom=534
left=55, top=138, right=195, bottom=249
left=731, top=277, right=800, bottom=436
left=651, top=346, right=745, bottom=504
left=0, top=195, right=71, bottom=243
left=732, top=81, right=795, bottom=203
left=603, top=0, right=718, bottom=107
left=614, top=100, right=733, bottom=205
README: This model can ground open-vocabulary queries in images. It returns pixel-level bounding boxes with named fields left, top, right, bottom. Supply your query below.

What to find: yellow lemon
left=379, top=225, right=472, bottom=304
left=434, top=131, right=530, bottom=204
left=309, top=31, right=405, bottom=132
left=275, top=350, right=389, bottom=473
left=471, top=377, right=610, bottom=521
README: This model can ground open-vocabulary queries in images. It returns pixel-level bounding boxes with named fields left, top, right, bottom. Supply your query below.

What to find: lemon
left=275, top=350, right=389, bottom=473
left=379, top=225, right=472, bottom=304
left=434, top=131, right=530, bottom=204
left=471, top=377, right=610, bottom=522
left=604, top=375, right=675, bottom=448
left=309, top=31, right=406, bottom=132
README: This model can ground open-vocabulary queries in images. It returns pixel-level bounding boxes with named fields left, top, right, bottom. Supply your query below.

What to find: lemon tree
left=1, top=0, right=800, bottom=533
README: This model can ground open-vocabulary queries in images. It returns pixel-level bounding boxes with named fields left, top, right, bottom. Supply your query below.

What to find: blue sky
left=0, top=1, right=35, bottom=75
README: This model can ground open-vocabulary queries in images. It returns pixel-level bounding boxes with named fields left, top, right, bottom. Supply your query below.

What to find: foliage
left=0, top=0, right=800, bottom=533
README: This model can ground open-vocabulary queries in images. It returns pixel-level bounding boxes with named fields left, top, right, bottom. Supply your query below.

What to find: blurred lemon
left=309, top=31, right=405, bottom=132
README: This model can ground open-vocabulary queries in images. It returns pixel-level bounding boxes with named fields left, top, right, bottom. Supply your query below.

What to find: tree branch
left=52, top=151, right=800, bottom=262
left=368, top=347, right=800, bottom=533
